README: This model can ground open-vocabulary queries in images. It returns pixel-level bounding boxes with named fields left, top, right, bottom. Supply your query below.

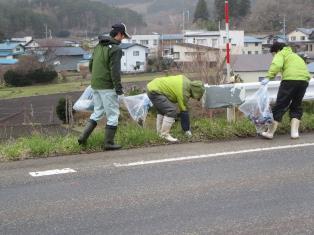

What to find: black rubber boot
left=78, top=119, right=97, bottom=145
left=103, top=125, right=121, bottom=150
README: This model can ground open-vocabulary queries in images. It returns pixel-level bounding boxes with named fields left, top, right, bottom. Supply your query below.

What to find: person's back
left=147, top=75, right=189, bottom=105
left=267, top=46, right=310, bottom=82
left=90, top=36, right=121, bottom=90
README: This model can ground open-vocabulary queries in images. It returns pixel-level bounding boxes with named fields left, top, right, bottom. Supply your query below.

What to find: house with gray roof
left=231, top=54, right=273, bottom=83
left=47, top=46, right=89, bottom=72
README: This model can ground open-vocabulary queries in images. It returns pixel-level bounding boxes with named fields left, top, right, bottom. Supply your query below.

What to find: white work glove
left=185, top=130, right=192, bottom=138
left=260, top=78, right=269, bottom=86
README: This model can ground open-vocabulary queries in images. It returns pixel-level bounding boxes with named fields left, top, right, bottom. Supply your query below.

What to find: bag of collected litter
left=239, top=85, right=273, bottom=133
left=73, top=85, right=94, bottom=112
left=122, top=93, right=153, bottom=126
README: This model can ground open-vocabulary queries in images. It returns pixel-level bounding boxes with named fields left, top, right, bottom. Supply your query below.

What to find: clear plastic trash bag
left=73, top=85, right=94, bottom=112
left=239, top=85, right=274, bottom=133
left=122, top=93, right=153, bottom=126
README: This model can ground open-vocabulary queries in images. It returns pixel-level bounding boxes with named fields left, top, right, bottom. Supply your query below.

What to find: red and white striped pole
left=225, top=0, right=235, bottom=122
left=225, top=0, right=231, bottom=80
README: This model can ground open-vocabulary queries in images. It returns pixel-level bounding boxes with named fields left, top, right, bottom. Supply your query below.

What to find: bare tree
left=181, top=49, right=226, bottom=85
left=15, top=55, right=42, bottom=75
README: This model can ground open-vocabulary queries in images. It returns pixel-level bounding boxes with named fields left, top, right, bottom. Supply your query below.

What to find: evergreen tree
left=214, top=0, right=225, bottom=21
left=238, top=0, right=251, bottom=17
left=193, top=0, right=210, bottom=23
left=0, top=31, right=4, bottom=41
left=214, top=0, right=251, bottom=20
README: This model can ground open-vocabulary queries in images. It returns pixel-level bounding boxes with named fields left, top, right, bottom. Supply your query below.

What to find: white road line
left=29, top=168, right=76, bottom=177
left=114, top=142, right=314, bottom=167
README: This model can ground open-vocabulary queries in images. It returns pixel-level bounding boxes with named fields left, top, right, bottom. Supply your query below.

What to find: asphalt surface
left=1, top=134, right=314, bottom=234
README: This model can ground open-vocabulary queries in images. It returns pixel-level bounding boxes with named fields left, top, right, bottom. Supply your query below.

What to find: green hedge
left=4, top=68, right=57, bottom=87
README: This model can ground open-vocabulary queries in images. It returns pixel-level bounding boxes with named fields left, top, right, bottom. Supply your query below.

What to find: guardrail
left=203, top=79, right=314, bottom=109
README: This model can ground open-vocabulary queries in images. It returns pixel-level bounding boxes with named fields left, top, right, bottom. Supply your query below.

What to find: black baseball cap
left=111, top=23, right=131, bottom=39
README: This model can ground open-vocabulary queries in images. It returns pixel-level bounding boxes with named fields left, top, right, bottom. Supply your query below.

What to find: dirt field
left=0, top=81, right=148, bottom=139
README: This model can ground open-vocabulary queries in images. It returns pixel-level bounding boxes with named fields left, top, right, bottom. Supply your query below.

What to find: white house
left=120, top=43, right=148, bottom=73
left=243, top=36, right=263, bottom=55
left=123, top=34, right=159, bottom=57
left=288, top=28, right=314, bottom=42
left=288, top=28, right=314, bottom=53
left=183, top=30, right=244, bottom=55
left=11, top=36, right=33, bottom=46
left=172, top=43, right=219, bottom=64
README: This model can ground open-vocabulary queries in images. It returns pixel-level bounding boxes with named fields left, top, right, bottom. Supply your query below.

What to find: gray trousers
left=147, top=92, right=177, bottom=118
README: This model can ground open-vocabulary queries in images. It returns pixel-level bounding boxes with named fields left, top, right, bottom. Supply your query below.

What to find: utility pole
left=186, top=10, right=190, bottom=28
left=182, top=10, right=190, bottom=31
left=283, top=15, right=286, bottom=42
left=44, top=24, right=48, bottom=39
left=182, top=11, right=185, bottom=31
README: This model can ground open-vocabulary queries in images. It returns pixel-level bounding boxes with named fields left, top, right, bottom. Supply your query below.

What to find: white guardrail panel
left=203, top=79, right=314, bottom=109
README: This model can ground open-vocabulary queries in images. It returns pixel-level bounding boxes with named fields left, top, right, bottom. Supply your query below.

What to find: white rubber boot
left=156, top=114, right=164, bottom=134
left=261, top=121, right=279, bottom=139
left=291, top=118, right=300, bottom=139
left=160, top=116, right=178, bottom=142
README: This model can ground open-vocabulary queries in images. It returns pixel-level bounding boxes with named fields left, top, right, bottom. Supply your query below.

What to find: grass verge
left=1, top=113, right=314, bottom=161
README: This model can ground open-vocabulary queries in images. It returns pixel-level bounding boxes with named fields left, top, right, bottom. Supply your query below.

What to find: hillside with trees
left=0, top=0, right=145, bottom=38
left=94, top=0, right=314, bottom=33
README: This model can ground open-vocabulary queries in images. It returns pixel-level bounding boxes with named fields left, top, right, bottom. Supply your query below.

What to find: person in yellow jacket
left=260, top=42, right=311, bottom=139
left=147, top=74, right=205, bottom=142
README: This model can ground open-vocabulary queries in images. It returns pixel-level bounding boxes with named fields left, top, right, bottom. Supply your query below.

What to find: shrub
left=4, top=70, right=32, bottom=86
left=3, top=68, right=57, bottom=87
left=28, top=68, right=57, bottom=83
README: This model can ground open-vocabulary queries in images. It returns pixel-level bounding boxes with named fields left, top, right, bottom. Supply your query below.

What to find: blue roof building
left=244, top=36, right=263, bottom=43
left=0, top=42, right=25, bottom=59
left=0, top=58, right=18, bottom=65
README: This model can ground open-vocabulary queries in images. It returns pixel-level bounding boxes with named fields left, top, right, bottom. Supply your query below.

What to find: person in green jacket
left=78, top=23, right=131, bottom=150
left=261, top=42, right=311, bottom=139
left=147, top=74, right=205, bottom=142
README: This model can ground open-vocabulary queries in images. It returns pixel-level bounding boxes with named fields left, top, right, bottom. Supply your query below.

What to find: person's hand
left=260, top=78, right=269, bottom=85
left=185, top=130, right=192, bottom=137
left=115, top=88, right=124, bottom=96
left=118, top=94, right=125, bottom=103
left=180, top=111, right=190, bottom=132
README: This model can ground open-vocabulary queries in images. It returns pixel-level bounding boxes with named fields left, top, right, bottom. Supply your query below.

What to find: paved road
left=1, top=135, right=314, bottom=234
